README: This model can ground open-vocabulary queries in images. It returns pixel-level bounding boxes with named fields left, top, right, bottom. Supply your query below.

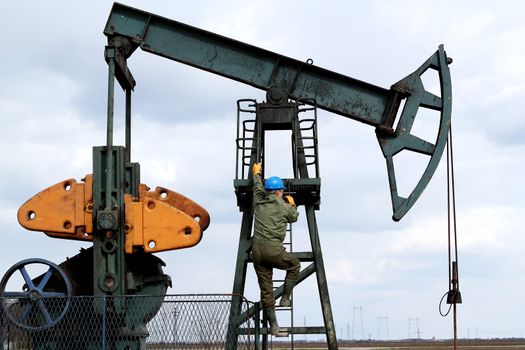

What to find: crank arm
left=376, top=45, right=452, bottom=221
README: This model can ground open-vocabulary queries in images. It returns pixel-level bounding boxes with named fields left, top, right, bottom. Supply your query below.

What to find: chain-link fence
left=0, top=294, right=256, bottom=349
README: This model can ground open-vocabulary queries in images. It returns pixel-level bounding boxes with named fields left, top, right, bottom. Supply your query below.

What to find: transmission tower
left=351, top=306, right=365, bottom=340
left=377, top=316, right=389, bottom=340
left=408, top=318, right=421, bottom=339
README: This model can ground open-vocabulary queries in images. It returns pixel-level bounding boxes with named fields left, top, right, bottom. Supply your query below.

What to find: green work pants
left=252, top=240, right=300, bottom=309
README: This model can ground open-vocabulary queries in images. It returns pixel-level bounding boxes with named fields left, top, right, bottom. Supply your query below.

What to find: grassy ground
left=267, top=339, right=525, bottom=349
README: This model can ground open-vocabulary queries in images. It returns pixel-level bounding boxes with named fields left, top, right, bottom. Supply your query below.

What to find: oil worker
left=251, top=162, right=300, bottom=337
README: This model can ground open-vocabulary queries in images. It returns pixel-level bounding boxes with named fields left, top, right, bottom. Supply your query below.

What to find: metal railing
left=1, top=294, right=256, bottom=349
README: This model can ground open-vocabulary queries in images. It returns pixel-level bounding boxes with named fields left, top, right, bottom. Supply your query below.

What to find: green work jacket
left=252, top=174, right=299, bottom=243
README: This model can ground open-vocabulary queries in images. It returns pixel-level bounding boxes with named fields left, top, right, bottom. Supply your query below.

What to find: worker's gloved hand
left=284, top=195, right=296, bottom=207
left=252, top=162, right=262, bottom=175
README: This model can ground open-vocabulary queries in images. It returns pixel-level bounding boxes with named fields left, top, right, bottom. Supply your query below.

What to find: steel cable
left=440, top=124, right=461, bottom=350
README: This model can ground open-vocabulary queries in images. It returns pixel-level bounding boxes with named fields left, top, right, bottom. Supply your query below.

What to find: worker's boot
left=265, top=308, right=288, bottom=337
left=279, top=280, right=295, bottom=307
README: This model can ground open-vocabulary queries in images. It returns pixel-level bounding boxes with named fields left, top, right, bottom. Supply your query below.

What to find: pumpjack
left=0, top=3, right=452, bottom=349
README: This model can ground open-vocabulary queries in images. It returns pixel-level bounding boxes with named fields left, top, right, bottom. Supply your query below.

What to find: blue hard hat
left=264, top=176, right=285, bottom=191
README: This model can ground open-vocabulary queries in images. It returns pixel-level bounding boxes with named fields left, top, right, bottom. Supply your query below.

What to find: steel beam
left=104, top=4, right=453, bottom=222
left=104, top=3, right=391, bottom=127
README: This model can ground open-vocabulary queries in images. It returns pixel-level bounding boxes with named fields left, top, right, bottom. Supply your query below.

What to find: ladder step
left=238, top=326, right=326, bottom=335
left=247, top=252, right=314, bottom=262
left=275, top=305, right=292, bottom=310
left=236, top=138, right=256, bottom=146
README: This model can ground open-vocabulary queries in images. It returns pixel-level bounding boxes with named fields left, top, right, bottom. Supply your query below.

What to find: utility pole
left=304, top=317, right=307, bottom=342
left=360, top=307, right=365, bottom=340
left=173, top=307, right=179, bottom=344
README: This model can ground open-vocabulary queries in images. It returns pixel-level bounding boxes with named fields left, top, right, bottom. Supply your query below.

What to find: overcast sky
left=1, top=0, right=524, bottom=341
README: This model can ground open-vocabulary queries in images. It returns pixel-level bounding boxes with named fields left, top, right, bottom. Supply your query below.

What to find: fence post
left=255, top=302, right=261, bottom=350
left=102, top=295, right=107, bottom=350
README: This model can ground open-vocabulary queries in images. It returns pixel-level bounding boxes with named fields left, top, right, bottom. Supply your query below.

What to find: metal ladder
left=235, top=99, right=259, bottom=181
left=272, top=222, right=295, bottom=348
left=229, top=97, right=338, bottom=350
left=293, top=99, right=320, bottom=179
left=271, top=98, right=322, bottom=344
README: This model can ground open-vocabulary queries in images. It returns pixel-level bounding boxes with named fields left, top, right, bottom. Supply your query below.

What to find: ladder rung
left=246, top=252, right=313, bottom=262
left=238, top=326, right=326, bottom=335
left=236, top=136, right=255, bottom=141
left=275, top=305, right=292, bottom=310
left=298, top=107, right=317, bottom=112
left=299, top=123, right=316, bottom=128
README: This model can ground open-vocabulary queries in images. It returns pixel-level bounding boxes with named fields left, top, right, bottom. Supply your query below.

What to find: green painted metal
left=92, top=146, right=127, bottom=298
left=230, top=101, right=337, bottom=349
left=227, top=115, right=258, bottom=349
left=237, top=262, right=317, bottom=324
left=377, top=45, right=452, bottom=221
left=125, top=88, right=132, bottom=162
left=103, top=3, right=453, bottom=221
left=91, top=45, right=126, bottom=301
left=94, top=4, right=454, bottom=349
left=104, top=3, right=387, bottom=127
left=304, top=205, right=337, bottom=348
left=104, top=47, right=116, bottom=212
left=87, top=43, right=171, bottom=348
